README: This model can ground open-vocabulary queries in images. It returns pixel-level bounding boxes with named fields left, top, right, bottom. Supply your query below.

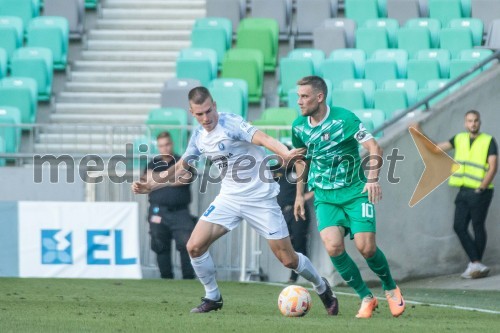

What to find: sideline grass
left=1, top=278, right=499, bottom=333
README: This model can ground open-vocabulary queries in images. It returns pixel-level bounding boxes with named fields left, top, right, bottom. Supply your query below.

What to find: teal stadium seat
left=353, top=109, right=386, bottom=136
left=439, top=27, right=474, bottom=58
left=209, top=85, right=246, bottom=118
left=341, top=79, right=376, bottom=108
left=0, top=77, right=38, bottom=123
left=397, top=27, right=432, bottom=57
left=10, top=47, right=53, bottom=101
left=429, top=0, right=464, bottom=27
left=330, top=48, right=366, bottom=78
left=383, top=79, right=419, bottom=106
left=194, top=17, right=232, bottom=49
left=449, top=18, right=483, bottom=46
left=0, top=106, right=21, bottom=153
left=372, top=49, right=409, bottom=78
left=176, top=48, right=218, bottom=86
left=373, top=89, right=408, bottom=119
left=0, top=136, right=5, bottom=166
left=209, top=78, right=248, bottom=119
left=345, top=0, right=380, bottom=26
left=0, top=16, right=23, bottom=61
left=364, top=18, right=400, bottom=48
left=146, top=108, right=188, bottom=154
left=417, top=79, right=452, bottom=107
left=221, top=49, right=264, bottom=103
left=27, top=16, right=69, bottom=70
left=331, top=89, right=366, bottom=110
left=85, top=0, right=98, bottom=9
left=191, top=24, right=229, bottom=69
left=0, top=0, right=38, bottom=31
left=278, top=58, right=314, bottom=103
left=321, top=59, right=357, bottom=89
left=405, top=18, right=441, bottom=48
left=364, top=58, right=399, bottom=88
left=407, top=59, right=442, bottom=88
left=416, top=49, right=451, bottom=78
left=288, top=48, right=325, bottom=75
left=355, top=26, right=390, bottom=57
left=0, top=49, right=6, bottom=79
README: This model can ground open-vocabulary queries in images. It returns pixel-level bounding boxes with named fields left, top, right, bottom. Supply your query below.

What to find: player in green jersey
left=292, top=76, right=405, bottom=319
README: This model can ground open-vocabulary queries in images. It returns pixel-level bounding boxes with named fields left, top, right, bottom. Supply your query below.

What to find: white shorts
left=200, top=195, right=290, bottom=240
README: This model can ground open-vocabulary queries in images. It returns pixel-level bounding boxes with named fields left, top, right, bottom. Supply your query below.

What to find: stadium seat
left=194, top=18, right=232, bottom=49
left=0, top=136, right=5, bottom=166
left=352, top=109, right=386, bottom=136
left=429, top=0, right=464, bottom=27
left=322, top=18, right=357, bottom=48
left=146, top=108, right=188, bottom=154
left=278, top=58, right=315, bottom=103
left=0, top=16, right=23, bottom=61
left=250, top=0, right=292, bottom=40
left=405, top=18, right=442, bottom=48
left=417, top=79, right=452, bottom=107
left=0, top=106, right=21, bottom=153
left=313, top=25, right=347, bottom=55
left=321, top=59, right=357, bottom=89
left=386, top=0, right=421, bottom=25
left=449, top=59, right=482, bottom=82
left=43, top=0, right=84, bottom=39
left=331, top=89, right=366, bottom=110
left=383, top=79, right=419, bottom=106
left=0, top=77, right=38, bottom=123
left=329, top=49, right=366, bottom=79
left=397, top=27, right=432, bottom=57
left=439, top=27, right=474, bottom=58
left=209, top=78, right=248, bottom=118
left=0, top=0, right=37, bottom=30
left=372, top=49, right=409, bottom=78
left=236, top=18, right=279, bottom=72
left=355, top=27, right=390, bottom=57
left=407, top=59, right=442, bottom=88
left=206, top=0, right=244, bottom=33
left=373, top=89, right=409, bottom=119
left=85, top=0, right=98, bottom=9
left=364, top=59, right=399, bottom=88
left=341, top=79, right=376, bottom=108
left=221, top=49, right=264, bottom=103
left=449, top=18, right=484, bottom=46
left=191, top=26, right=228, bottom=69
left=160, top=78, right=200, bottom=123
left=288, top=48, right=325, bottom=75
left=471, top=0, right=500, bottom=32
left=176, top=48, right=218, bottom=86
left=27, top=16, right=69, bottom=70
left=209, top=84, right=246, bottom=118
left=416, top=49, right=451, bottom=78
left=253, top=107, right=298, bottom=139
left=461, top=0, right=472, bottom=17
left=10, top=47, right=53, bottom=101
left=345, top=0, right=380, bottom=26
left=294, top=0, right=337, bottom=42
left=0, top=49, right=6, bottom=79
left=364, top=18, right=400, bottom=48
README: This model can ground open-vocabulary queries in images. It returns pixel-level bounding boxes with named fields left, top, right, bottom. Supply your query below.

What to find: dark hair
left=465, top=110, right=480, bottom=118
left=297, top=75, right=328, bottom=97
left=188, top=86, right=213, bottom=105
left=156, top=131, right=172, bottom=141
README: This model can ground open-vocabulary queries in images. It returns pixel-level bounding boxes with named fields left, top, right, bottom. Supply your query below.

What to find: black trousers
left=453, top=187, right=493, bottom=262
left=148, top=205, right=196, bottom=279
left=282, top=204, right=310, bottom=281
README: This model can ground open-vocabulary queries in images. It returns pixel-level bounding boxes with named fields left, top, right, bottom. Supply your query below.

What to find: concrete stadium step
left=81, top=51, right=178, bottom=62
left=70, top=71, right=173, bottom=83
left=65, top=82, right=163, bottom=93
left=87, top=40, right=190, bottom=51
left=54, top=103, right=158, bottom=114
left=105, top=0, right=205, bottom=10
left=34, top=143, right=131, bottom=154
left=96, top=19, right=195, bottom=30
left=57, top=92, right=160, bottom=104
left=50, top=113, right=148, bottom=124
left=40, top=125, right=146, bottom=135
left=38, top=133, right=140, bottom=145
left=72, top=60, right=175, bottom=72
left=88, top=30, right=190, bottom=41
left=101, top=8, right=205, bottom=20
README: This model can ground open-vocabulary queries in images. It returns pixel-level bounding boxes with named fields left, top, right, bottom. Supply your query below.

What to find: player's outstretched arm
left=251, top=130, right=306, bottom=165
left=360, top=138, right=383, bottom=204
left=131, top=158, right=191, bottom=194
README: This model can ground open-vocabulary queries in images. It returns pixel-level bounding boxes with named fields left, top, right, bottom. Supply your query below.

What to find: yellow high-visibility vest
left=449, top=132, right=493, bottom=188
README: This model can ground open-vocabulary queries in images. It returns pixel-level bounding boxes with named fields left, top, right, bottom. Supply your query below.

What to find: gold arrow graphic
left=408, top=126, right=461, bottom=207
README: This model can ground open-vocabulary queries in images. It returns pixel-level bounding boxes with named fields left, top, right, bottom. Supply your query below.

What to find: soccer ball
left=278, top=285, right=312, bottom=317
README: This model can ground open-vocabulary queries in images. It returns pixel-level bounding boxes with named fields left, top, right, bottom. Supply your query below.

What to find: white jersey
left=182, top=113, right=279, bottom=200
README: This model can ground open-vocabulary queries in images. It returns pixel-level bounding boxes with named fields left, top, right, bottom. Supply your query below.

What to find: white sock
left=294, top=252, right=326, bottom=294
left=190, top=251, right=220, bottom=301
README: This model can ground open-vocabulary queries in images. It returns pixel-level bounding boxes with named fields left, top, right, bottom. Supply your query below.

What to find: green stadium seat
left=0, top=0, right=38, bottom=30
left=372, top=49, right=408, bottom=78
left=364, top=59, right=399, bottom=88
left=194, top=17, right=232, bottom=49
left=416, top=49, right=451, bottom=78
left=288, top=48, right=325, bottom=75
left=321, top=59, right=357, bottom=89
left=345, top=0, right=380, bottom=26
left=278, top=58, right=315, bottom=103
left=191, top=26, right=229, bottom=69
left=27, top=16, right=69, bottom=70
left=253, top=107, right=298, bottom=139
left=0, top=136, right=5, bottom=166
left=331, top=89, right=366, bottom=110
left=397, top=27, right=432, bottom=57
left=405, top=18, right=442, bottom=48
left=0, top=48, right=6, bottom=79
left=439, top=27, right=474, bottom=58
left=364, top=18, right=400, bottom=48
left=429, top=0, right=464, bottom=27
left=341, top=79, right=376, bottom=108
left=373, top=89, right=408, bottom=119
left=209, top=78, right=248, bottom=118
left=407, top=59, right=442, bottom=88
left=0, top=106, right=21, bottom=153
left=0, top=16, right=23, bottom=61
left=0, top=77, right=38, bottom=123
left=209, top=85, right=246, bottom=119
left=383, top=79, right=419, bottom=106
left=352, top=108, right=386, bottom=136
left=10, top=47, right=53, bottom=101
left=449, top=18, right=483, bottom=46
left=176, top=48, right=218, bottom=86
left=330, top=49, right=366, bottom=78
left=261, top=107, right=298, bottom=123
left=236, top=18, right=279, bottom=72
left=221, top=48, right=264, bottom=103
left=355, top=27, right=390, bottom=57
left=146, top=108, right=188, bottom=154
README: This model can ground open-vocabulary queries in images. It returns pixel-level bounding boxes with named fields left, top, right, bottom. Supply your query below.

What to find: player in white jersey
left=132, top=87, right=339, bottom=315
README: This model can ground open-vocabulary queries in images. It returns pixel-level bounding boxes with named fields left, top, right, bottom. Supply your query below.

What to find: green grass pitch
left=1, top=278, right=499, bottom=332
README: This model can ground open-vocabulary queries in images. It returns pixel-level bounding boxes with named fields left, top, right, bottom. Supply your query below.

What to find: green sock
left=330, top=251, right=372, bottom=299
left=365, top=247, right=397, bottom=291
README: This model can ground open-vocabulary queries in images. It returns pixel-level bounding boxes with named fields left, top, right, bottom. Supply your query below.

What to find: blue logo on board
left=41, top=229, right=73, bottom=264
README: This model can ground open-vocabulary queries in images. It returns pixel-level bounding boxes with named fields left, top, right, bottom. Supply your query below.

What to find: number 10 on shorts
left=361, top=202, right=374, bottom=218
